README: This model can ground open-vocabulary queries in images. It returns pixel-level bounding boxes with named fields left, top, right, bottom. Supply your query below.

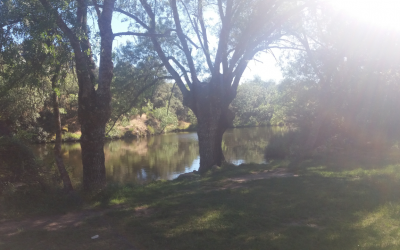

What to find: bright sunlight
left=328, top=0, right=400, bottom=30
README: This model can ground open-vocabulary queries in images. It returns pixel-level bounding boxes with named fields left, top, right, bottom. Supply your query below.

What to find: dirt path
left=0, top=209, right=109, bottom=237
left=0, top=205, right=140, bottom=250
left=228, top=168, right=299, bottom=183
left=214, top=168, right=299, bottom=190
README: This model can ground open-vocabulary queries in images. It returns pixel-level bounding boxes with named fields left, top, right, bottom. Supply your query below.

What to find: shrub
left=151, top=107, right=178, bottom=132
left=0, top=137, right=43, bottom=191
left=63, top=132, right=81, bottom=141
left=14, top=129, right=35, bottom=142
left=147, top=125, right=155, bottom=135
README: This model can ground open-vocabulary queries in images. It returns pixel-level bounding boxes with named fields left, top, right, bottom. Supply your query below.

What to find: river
left=31, top=127, right=285, bottom=184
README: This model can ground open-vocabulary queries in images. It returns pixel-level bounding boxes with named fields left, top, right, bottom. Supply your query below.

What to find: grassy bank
left=2, top=154, right=400, bottom=249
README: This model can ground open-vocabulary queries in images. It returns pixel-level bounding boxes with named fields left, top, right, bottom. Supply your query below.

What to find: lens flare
left=328, top=0, right=400, bottom=30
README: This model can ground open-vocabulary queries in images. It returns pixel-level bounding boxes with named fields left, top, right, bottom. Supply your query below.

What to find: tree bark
left=193, top=82, right=234, bottom=173
left=39, top=0, right=115, bottom=192
left=51, top=67, right=74, bottom=192
left=80, top=117, right=107, bottom=191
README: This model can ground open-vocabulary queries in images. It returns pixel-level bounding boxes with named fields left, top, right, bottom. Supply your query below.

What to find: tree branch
left=217, top=0, right=225, bottom=22
left=167, top=56, right=191, bottom=86
left=38, top=0, right=93, bottom=98
left=197, top=0, right=214, bottom=71
left=213, top=0, right=233, bottom=77
left=106, top=76, right=173, bottom=135
left=91, top=0, right=102, bottom=18
left=115, top=7, right=150, bottom=30
left=113, top=31, right=171, bottom=38
left=139, top=0, right=191, bottom=98
left=94, top=4, right=151, bottom=30
left=170, top=0, right=198, bottom=83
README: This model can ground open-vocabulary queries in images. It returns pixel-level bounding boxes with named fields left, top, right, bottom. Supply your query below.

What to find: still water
left=31, top=127, right=284, bottom=184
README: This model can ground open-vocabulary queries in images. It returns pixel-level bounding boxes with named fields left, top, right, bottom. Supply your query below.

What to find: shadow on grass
left=3, top=159, right=400, bottom=249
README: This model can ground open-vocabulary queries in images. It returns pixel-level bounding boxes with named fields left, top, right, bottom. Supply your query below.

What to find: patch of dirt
left=0, top=205, right=127, bottom=237
left=283, top=219, right=325, bottom=230
left=134, top=206, right=155, bottom=217
left=216, top=168, right=299, bottom=190
left=117, top=114, right=149, bottom=136
left=177, top=121, right=191, bottom=129
left=228, top=168, right=299, bottom=183
left=0, top=204, right=142, bottom=249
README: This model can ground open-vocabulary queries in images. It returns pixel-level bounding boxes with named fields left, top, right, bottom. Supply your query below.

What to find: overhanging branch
left=113, top=31, right=171, bottom=38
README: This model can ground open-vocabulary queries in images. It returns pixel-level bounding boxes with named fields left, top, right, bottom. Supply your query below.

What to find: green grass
left=3, top=156, right=400, bottom=249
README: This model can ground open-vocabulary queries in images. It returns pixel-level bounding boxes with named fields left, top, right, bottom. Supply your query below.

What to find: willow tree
left=116, top=0, right=313, bottom=172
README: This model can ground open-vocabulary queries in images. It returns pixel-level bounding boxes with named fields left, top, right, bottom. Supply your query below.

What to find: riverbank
left=47, top=118, right=282, bottom=144
left=2, top=153, right=400, bottom=249
left=54, top=115, right=195, bottom=143
left=60, top=121, right=284, bottom=142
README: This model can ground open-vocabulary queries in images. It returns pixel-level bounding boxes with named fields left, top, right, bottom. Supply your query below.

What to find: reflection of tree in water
left=30, top=128, right=284, bottom=184
left=29, top=142, right=84, bottom=184
left=104, top=134, right=199, bottom=183
left=223, top=127, right=285, bottom=163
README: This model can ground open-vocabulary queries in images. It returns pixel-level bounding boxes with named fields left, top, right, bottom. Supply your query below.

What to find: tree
left=1, top=4, right=75, bottom=191
left=37, top=0, right=116, bottom=191
left=49, top=42, right=75, bottom=193
left=275, top=7, right=400, bottom=154
left=117, top=0, right=314, bottom=172
left=230, top=78, right=277, bottom=127
left=107, top=41, right=173, bottom=135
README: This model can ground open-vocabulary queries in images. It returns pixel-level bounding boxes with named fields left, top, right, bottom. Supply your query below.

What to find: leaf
left=54, top=88, right=61, bottom=97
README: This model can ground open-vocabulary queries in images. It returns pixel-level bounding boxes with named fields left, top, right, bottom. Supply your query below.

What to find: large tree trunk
left=77, top=0, right=114, bottom=192
left=39, top=0, right=115, bottom=193
left=194, top=82, right=234, bottom=173
left=80, top=118, right=107, bottom=191
left=51, top=68, right=74, bottom=192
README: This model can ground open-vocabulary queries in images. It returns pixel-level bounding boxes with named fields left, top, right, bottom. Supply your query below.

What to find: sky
left=110, top=0, right=399, bottom=84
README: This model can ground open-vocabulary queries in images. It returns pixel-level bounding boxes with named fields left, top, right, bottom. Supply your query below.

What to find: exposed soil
left=0, top=205, right=126, bottom=237
left=227, top=168, right=298, bottom=183
left=0, top=204, right=141, bottom=249
left=117, top=114, right=149, bottom=137
left=215, top=168, right=299, bottom=190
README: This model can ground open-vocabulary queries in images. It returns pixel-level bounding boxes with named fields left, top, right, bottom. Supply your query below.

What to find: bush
left=147, top=125, right=155, bottom=135
left=151, top=107, right=178, bottom=132
left=14, top=129, right=35, bottom=142
left=0, top=137, right=43, bottom=191
left=63, top=132, right=81, bottom=141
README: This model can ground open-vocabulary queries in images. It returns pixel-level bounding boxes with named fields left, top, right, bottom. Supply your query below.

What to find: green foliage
left=109, top=42, right=168, bottom=130
left=270, top=77, right=318, bottom=127
left=231, top=77, right=277, bottom=127
left=14, top=130, right=35, bottom=142
left=282, top=9, right=400, bottom=149
left=63, top=132, right=81, bottom=141
left=0, top=137, right=43, bottom=190
left=147, top=125, right=155, bottom=135
left=152, top=83, right=194, bottom=122
left=151, top=107, right=179, bottom=132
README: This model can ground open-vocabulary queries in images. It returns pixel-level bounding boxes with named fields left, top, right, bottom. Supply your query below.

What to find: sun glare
left=328, top=0, right=400, bottom=30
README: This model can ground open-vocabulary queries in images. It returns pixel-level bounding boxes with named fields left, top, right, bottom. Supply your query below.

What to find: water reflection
left=31, top=127, right=283, bottom=184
